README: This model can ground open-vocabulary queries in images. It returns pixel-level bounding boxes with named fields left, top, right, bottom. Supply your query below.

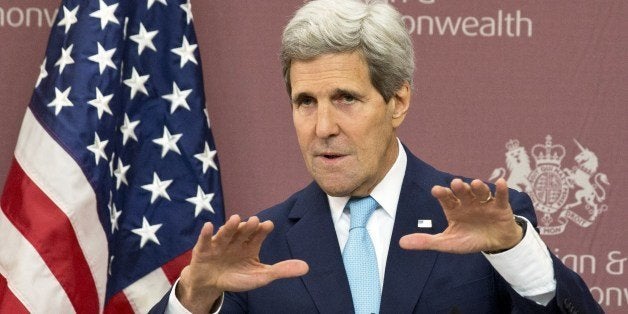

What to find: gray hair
left=281, top=0, right=414, bottom=102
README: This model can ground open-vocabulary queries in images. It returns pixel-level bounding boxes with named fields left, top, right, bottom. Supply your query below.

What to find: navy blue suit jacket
left=151, top=148, right=601, bottom=313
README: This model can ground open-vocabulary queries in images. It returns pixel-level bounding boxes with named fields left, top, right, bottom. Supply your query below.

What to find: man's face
left=290, top=51, right=409, bottom=197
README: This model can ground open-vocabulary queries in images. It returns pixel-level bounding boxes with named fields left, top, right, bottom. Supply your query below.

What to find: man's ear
left=391, top=82, right=411, bottom=128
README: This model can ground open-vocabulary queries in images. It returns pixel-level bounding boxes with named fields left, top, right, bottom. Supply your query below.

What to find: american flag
left=0, top=0, right=224, bottom=312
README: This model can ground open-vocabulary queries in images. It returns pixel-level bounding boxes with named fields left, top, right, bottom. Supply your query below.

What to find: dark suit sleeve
left=147, top=288, right=247, bottom=314
left=503, top=190, right=603, bottom=313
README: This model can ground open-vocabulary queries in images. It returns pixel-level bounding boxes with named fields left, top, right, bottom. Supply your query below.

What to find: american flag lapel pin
left=417, top=219, right=432, bottom=228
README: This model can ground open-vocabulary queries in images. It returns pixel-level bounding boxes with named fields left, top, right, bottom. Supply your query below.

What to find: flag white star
left=147, top=0, right=167, bottom=9
left=123, top=67, right=150, bottom=99
left=88, top=87, right=114, bottom=119
left=153, top=126, right=182, bottom=158
left=162, top=82, right=192, bottom=113
left=130, top=23, right=158, bottom=55
left=87, top=133, right=109, bottom=165
left=171, top=36, right=197, bottom=68
left=110, top=203, right=122, bottom=233
left=89, top=0, right=119, bottom=30
left=47, top=87, right=74, bottom=115
left=114, top=159, right=130, bottom=189
left=180, top=0, right=193, bottom=24
left=55, top=44, right=74, bottom=74
left=88, top=42, right=117, bottom=74
left=57, top=5, right=79, bottom=34
left=120, top=114, right=140, bottom=145
left=141, top=172, right=173, bottom=203
left=35, top=58, right=48, bottom=88
left=195, top=142, right=218, bottom=173
left=131, top=217, right=162, bottom=248
left=186, top=186, right=215, bottom=217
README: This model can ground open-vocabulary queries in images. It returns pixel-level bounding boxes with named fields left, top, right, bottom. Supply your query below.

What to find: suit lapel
left=379, top=152, right=449, bottom=314
left=286, top=183, right=354, bottom=313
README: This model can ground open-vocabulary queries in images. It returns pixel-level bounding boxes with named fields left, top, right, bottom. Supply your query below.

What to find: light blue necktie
left=343, top=196, right=381, bottom=314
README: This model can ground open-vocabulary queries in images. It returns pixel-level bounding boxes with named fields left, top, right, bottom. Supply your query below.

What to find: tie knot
left=346, top=196, right=379, bottom=228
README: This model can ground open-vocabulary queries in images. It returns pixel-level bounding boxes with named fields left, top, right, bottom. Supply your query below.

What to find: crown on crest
left=505, top=139, right=520, bottom=151
left=532, top=135, right=565, bottom=166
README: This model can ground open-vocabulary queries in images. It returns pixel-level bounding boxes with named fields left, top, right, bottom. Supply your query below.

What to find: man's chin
left=314, top=179, right=368, bottom=197
left=315, top=181, right=354, bottom=197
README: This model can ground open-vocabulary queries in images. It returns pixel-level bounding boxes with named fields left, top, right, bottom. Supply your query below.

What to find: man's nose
left=315, top=102, right=340, bottom=138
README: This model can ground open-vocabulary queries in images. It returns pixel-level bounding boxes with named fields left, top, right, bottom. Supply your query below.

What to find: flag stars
left=57, top=5, right=79, bottom=34
left=114, top=159, right=130, bottom=189
left=153, top=126, right=182, bottom=158
left=130, top=23, right=158, bottom=55
left=131, top=217, right=163, bottom=248
left=110, top=203, right=122, bottom=233
left=88, top=87, right=114, bottom=119
left=55, top=44, right=75, bottom=74
left=90, top=0, right=120, bottom=30
left=180, top=0, right=193, bottom=24
left=123, top=67, right=150, bottom=99
left=171, top=36, right=197, bottom=68
left=141, top=172, right=173, bottom=203
left=87, top=132, right=109, bottom=165
left=186, top=186, right=215, bottom=217
left=47, top=87, right=74, bottom=115
left=195, top=142, right=218, bottom=173
left=147, top=0, right=168, bottom=10
left=88, top=43, right=117, bottom=74
left=120, top=114, right=140, bottom=145
left=162, top=82, right=192, bottom=113
left=35, top=58, right=48, bottom=88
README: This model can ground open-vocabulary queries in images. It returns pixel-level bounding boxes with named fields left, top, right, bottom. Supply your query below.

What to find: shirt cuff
left=482, top=216, right=557, bottom=305
left=165, top=279, right=224, bottom=314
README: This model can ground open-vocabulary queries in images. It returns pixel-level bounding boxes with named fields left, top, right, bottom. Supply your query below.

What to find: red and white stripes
left=0, top=109, right=190, bottom=313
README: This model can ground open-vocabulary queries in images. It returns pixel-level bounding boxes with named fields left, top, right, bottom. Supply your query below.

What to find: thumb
left=268, top=259, right=309, bottom=281
left=399, top=233, right=438, bottom=251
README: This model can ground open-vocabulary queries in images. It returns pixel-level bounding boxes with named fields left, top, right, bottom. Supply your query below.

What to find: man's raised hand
left=399, top=178, right=523, bottom=254
left=176, top=215, right=309, bottom=313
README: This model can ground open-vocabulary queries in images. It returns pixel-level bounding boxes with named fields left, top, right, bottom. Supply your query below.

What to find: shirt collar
left=328, top=138, right=407, bottom=222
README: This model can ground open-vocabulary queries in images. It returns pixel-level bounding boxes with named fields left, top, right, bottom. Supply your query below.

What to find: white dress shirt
left=166, top=139, right=557, bottom=313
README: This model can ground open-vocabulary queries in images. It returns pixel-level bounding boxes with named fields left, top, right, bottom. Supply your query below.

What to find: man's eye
left=299, top=98, right=314, bottom=106
left=337, top=94, right=357, bottom=105
left=343, top=95, right=356, bottom=102
left=293, top=97, right=315, bottom=109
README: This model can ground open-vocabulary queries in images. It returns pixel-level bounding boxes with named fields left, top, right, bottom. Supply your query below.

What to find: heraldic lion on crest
left=563, top=139, right=610, bottom=219
left=489, top=139, right=532, bottom=193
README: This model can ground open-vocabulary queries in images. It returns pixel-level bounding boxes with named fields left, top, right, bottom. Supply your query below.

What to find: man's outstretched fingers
left=470, top=179, right=491, bottom=203
left=213, top=215, right=241, bottom=248
left=494, top=178, right=510, bottom=209
left=450, top=179, right=474, bottom=203
left=431, top=185, right=459, bottom=210
left=192, top=222, right=215, bottom=256
left=230, top=216, right=261, bottom=246
left=247, top=221, right=275, bottom=253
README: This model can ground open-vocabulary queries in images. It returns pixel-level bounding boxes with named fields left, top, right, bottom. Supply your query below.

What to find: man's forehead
left=289, top=52, right=371, bottom=95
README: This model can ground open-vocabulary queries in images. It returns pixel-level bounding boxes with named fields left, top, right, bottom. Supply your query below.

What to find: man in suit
left=152, top=0, right=601, bottom=313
